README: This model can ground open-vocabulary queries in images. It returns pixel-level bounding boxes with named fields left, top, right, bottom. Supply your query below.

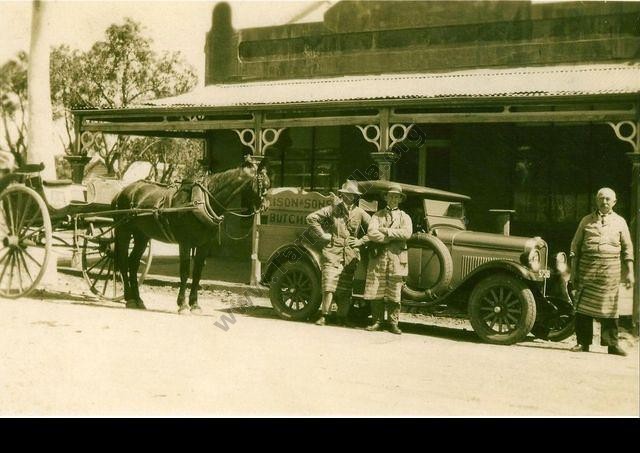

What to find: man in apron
left=569, top=187, right=635, bottom=356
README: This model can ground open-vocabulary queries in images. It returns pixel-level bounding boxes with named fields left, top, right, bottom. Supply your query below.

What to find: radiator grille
left=462, top=255, right=501, bottom=278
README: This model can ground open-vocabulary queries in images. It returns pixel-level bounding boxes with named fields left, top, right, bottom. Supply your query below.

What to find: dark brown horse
left=112, top=163, right=270, bottom=313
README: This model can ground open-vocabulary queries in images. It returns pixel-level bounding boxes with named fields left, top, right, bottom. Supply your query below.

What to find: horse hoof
left=178, top=305, right=191, bottom=315
left=190, top=305, right=202, bottom=315
left=125, top=300, right=139, bottom=309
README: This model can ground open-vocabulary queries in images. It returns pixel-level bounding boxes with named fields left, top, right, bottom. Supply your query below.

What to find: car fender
left=261, top=242, right=321, bottom=285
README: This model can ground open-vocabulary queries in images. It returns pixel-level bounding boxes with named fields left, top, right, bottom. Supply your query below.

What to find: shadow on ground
left=216, top=305, right=483, bottom=343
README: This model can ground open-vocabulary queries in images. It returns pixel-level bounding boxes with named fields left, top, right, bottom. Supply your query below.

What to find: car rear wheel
left=468, top=274, right=536, bottom=345
left=269, top=260, right=321, bottom=321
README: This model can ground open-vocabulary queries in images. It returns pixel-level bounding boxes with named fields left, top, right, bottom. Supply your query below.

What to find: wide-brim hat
left=338, top=180, right=362, bottom=195
left=386, top=183, right=406, bottom=199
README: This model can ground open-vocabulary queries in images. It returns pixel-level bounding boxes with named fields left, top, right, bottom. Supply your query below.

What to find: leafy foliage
left=49, top=18, right=198, bottom=178
left=0, top=51, right=29, bottom=166
left=124, top=137, right=205, bottom=183
left=0, top=18, right=199, bottom=180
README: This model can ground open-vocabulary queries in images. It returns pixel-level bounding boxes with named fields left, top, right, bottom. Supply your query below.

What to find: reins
left=197, top=174, right=265, bottom=220
left=195, top=171, right=267, bottom=243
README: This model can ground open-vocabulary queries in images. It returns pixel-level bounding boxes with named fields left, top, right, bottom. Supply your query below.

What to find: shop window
left=510, top=126, right=630, bottom=252
left=265, top=128, right=341, bottom=195
left=512, top=128, right=630, bottom=225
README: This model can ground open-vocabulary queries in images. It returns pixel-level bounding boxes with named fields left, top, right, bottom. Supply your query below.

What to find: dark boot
left=336, top=294, right=352, bottom=327
left=366, top=300, right=384, bottom=331
left=570, top=344, right=589, bottom=352
left=608, top=345, right=627, bottom=356
left=386, top=301, right=401, bottom=334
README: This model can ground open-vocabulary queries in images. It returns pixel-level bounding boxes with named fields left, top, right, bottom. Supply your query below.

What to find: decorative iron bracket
left=80, top=131, right=96, bottom=154
left=234, top=129, right=256, bottom=154
left=234, top=127, right=286, bottom=155
left=261, top=128, right=286, bottom=154
left=356, top=123, right=415, bottom=152
left=389, top=123, right=415, bottom=150
left=607, top=121, right=639, bottom=153
left=356, top=124, right=382, bottom=151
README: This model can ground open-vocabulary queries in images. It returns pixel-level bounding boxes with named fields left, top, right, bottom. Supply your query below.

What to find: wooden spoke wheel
left=269, top=260, right=321, bottom=321
left=80, top=224, right=152, bottom=302
left=0, top=185, right=52, bottom=299
left=468, top=274, right=537, bottom=345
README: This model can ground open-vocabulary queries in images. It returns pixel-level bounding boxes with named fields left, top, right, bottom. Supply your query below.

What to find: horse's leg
left=177, top=243, right=191, bottom=314
left=127, top=231, right=150, bottom=310
left=188, top=241, right=212, bottom=314
left=114, top=226, right=136, bottom=308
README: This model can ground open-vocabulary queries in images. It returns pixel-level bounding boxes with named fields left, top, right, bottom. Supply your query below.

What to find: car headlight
left=528, top=249, right=541, bottom=272
left=555, top=252, right=568, bottom=273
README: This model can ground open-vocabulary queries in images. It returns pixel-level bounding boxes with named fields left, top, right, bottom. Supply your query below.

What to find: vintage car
left=258, top=181, right=574, bottom=345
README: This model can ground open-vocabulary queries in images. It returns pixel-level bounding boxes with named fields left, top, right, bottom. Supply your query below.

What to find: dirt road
left=0, top=275, right=638, bottom=416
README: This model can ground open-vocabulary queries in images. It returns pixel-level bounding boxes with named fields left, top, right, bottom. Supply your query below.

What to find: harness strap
left=197, top=179, right=253, bottom=216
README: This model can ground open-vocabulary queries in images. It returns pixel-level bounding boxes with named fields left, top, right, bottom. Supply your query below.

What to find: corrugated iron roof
left=142, top=63, right=640, bottom=108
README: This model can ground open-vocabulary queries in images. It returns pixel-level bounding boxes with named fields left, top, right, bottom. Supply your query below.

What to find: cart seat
left=15, top=163, right=45, bottom=174
left=43, top=179, right=73, bottom=187
left=41, top=181, right=87, bottom=210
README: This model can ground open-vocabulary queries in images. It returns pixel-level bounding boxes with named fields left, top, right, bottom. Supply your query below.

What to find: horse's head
left=242, top=160, right=271, bottom=212
left=204, top=162, right=271, bottom=215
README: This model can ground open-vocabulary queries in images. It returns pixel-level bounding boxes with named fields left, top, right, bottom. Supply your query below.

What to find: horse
left=112, top=162, right=270, bottom=313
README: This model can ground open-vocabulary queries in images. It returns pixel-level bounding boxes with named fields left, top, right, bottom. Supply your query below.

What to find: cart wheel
left=0, top=185, right=52, bottom=298
left=80, top=224, right=152, bottom=301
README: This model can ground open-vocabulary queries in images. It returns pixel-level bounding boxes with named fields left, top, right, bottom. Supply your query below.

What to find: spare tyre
left=402, top=233, right=453, bottom=301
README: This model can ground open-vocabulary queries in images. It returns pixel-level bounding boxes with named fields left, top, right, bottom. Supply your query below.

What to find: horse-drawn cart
left=0, top=163, right=152, bottom=301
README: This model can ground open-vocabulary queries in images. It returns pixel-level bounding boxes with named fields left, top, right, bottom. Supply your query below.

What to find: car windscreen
left=424, top=199, right=465, bottom=219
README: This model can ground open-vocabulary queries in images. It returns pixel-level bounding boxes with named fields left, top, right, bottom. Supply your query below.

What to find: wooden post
left=418, top=144, right=427, bottom=187
left=380, top=108, right=390, bottom=153
left=371, top=152, right=396, bottom=181
left=250, top=113, right=264, bottom=286
left=27, top=0, right=56, bottom=180
left=627, top=152, right=640, bottom=330
left=375, top=108, right=394, bottom=181
left=489, top=209, right=516, bottom=236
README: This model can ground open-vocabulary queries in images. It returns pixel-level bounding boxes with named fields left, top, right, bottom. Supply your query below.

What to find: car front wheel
left=468, top=274, right=537, bottom=345
left=269, top=260, right=321, bottom=321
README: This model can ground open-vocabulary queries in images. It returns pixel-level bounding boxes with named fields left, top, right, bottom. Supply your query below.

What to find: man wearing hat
left=364, top=183, right=413, bottom=334
left=306, top=180, right=371, bottom=326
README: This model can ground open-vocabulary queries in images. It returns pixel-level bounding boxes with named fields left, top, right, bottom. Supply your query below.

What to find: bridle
left=200, top=167, right=270, bottom=242
left=200, top=167, right=269, bottom=218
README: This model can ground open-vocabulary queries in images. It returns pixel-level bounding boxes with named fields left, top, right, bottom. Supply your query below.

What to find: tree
left=0, top=52, right=28, bottom=166
left=50, top=18, right=198, bottom=176
left=127, top=137, right=204, bottom=183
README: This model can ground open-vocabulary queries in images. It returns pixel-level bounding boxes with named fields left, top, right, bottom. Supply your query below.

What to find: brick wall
left=205, top=0, right=640, bottom=84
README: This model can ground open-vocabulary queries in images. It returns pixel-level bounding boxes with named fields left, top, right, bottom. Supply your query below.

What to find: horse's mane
left=203, top=166, right=254, bottom=209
